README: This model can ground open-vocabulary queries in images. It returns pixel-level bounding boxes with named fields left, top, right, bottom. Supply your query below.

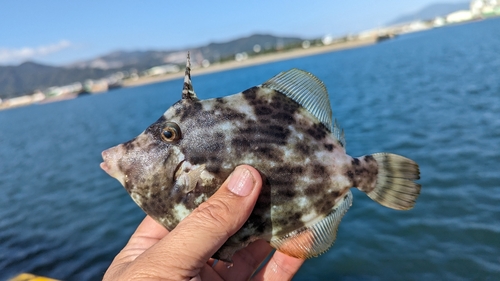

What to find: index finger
left=132, top=215, right=170, bottom=241
left=119, top=216, right=170, bottom=261
left=252, top=250, right=305, bottom=281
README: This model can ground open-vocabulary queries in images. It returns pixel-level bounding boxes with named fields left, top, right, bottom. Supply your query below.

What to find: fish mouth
left=100, top=148, right=120, bottom=179
left=100, top=146, right=127, bottom=186
left=100, top=161, right=111, bottom=174
left=100, top=161, right=126, bottom=186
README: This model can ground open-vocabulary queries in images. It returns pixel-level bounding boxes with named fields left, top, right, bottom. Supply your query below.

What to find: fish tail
left=350, top=153, right=421, bottom=210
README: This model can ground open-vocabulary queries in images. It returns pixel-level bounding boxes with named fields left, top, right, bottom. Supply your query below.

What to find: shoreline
left=0, top=37, right=377, bottom=111
left=122, top=37, right=377, bottom=88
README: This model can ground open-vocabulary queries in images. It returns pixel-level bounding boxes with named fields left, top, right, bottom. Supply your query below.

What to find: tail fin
left=367, top=153, right=421, bottom=210
left=351, top=153, right=420, bottom=210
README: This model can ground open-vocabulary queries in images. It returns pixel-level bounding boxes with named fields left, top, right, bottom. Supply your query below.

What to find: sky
left=0, top=0, right=467, bottom=66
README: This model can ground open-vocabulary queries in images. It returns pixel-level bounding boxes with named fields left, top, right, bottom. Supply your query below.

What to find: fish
left=100, top=54, right=421, bottom=262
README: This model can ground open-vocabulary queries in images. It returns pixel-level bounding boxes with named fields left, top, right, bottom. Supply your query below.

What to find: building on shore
left=447, top=10, right=474, bottom=23
left=45, top=82, right=83, bottom=98
left=84, top=79, right=109, bottom=93
left=471, top=0, right=500, bottom=17
left=0, top=92, right=45, bottom=109
left=146, top=64, right=180, bottom=76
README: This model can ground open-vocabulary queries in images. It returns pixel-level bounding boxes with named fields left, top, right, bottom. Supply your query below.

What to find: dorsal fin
left=181, top=52, right=198, bottom=100
left=262, top=69, right=345, bottom=147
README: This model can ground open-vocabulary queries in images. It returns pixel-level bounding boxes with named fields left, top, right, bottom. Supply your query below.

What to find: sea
left=1, top=18, right=500, bottom=281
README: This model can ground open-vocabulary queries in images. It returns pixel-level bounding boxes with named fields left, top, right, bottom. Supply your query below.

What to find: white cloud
left=0, top=40, right=72, bottom=64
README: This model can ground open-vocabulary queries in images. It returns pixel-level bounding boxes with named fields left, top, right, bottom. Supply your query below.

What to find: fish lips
left=100, top=145, right=126, bottom=186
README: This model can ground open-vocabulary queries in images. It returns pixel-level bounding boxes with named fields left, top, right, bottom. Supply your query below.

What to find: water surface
left=1, top=18, right=499, bottom=280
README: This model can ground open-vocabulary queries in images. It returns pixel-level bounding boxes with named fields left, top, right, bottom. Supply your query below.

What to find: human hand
left=103, top=165, right=305, bottom=281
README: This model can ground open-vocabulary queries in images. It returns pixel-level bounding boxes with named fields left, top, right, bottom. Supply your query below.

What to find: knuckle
left=194, top=198, right=233, bottom=232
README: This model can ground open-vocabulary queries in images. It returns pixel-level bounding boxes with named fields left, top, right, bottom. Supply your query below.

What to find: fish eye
left=161, top=122, right=182, bottom=142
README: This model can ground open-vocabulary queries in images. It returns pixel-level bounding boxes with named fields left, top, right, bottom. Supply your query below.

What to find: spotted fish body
left=101, top=55, right=421, bottom=261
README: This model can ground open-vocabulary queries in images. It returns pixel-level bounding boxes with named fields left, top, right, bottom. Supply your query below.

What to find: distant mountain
left=0, top=62, right=110, bottom=99
left=68, top=34, right=303, bottom=70
left=67, top=50, right=175, bottom=70
left=0, top=34, right=303, bottom=99
left=197, top=34, right=302, bottom=62
left=387, top=2, right=470, bottom=25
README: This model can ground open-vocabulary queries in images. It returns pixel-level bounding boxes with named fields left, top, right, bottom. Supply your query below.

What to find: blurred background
left=1, top=1, right=499, bottom=280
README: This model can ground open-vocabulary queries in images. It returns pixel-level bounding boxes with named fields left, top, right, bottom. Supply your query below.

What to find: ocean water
left=1, top=18, right=500, bottom=280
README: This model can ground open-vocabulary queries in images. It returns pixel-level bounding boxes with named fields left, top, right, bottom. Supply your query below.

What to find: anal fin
left=270, top=191, right=353, bottom=259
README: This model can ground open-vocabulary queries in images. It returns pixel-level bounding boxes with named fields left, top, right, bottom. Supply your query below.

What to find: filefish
left=100, top=55, right=421, bottom=262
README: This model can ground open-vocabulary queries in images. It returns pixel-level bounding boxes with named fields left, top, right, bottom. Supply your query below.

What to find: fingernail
left=227, top=167, right=255, bottom=197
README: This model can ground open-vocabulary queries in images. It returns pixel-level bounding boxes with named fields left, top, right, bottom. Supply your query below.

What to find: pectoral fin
left=270, top=191, right=353, bottom=259
left=175, top=164, right=205, bottom=193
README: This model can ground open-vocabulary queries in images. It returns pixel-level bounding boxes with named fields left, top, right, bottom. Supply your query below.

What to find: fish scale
left=101, top=54, right=421, bottom=262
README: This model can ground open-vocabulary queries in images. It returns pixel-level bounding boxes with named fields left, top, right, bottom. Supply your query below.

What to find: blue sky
left=0, top=0, right=465, bottom=66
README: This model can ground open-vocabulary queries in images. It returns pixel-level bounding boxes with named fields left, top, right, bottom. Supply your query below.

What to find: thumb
left=131, top=165, right=262, bottom=278
left=170, top=165, right=262, bottom=261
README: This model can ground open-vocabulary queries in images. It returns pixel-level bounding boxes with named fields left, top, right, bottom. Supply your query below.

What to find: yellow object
left=8, top=273, right=60, bottom=281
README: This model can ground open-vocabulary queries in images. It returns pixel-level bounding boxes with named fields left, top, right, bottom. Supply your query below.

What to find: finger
left=197, top=264, right=224, bottom=281
left=104, top=216, right=170, bottom=280
left=214, top=239, right=273, bottom=280
left=110, top=215, right=168, bottom=261
left=130, top=165, right=262, bottom=279
left=120, top=215, right=169, bottom=258
left=252, top=250, right=305, bottom=281
left=207, top=258, right=216, bottom=267
left=131, top=215, right=170, bottom=243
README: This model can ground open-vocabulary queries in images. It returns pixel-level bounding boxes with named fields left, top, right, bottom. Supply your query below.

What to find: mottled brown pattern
left=101, top=69, right=420, bottom=262
left=347, top=155, right=379, bottom=192
left=324, top=143, right=335, bottom=151
left=104, top=82, right=353, bottom=261
left=307, top=123, right=328, bottom=140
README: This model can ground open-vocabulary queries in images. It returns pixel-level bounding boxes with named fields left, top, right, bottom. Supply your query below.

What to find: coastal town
left=1, top=0, right=499, bottom=111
